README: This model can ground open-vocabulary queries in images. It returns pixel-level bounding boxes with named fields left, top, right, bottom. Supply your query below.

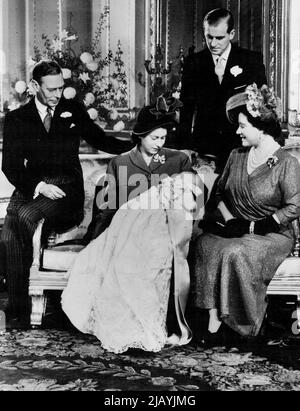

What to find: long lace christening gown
left=62, top=174, right=201, bottom=353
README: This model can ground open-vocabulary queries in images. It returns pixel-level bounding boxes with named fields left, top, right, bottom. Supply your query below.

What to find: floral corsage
left=153, top=153, right=166, bottom=164
left=266, top=155, right=279, bottom=168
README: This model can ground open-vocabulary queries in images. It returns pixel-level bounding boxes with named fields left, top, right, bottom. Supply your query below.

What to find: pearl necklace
left=247, top=142, right=280, bottom=175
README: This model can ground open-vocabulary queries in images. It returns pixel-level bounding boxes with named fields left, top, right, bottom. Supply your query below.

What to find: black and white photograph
left=0, top=0, right=300, bottom=394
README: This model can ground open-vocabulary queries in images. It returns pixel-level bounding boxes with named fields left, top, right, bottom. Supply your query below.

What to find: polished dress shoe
left=197, top=325, right=226, bottom=348
left=197, top=323, right=242, bottom=348
left=4, top=305, right=30, bottom=331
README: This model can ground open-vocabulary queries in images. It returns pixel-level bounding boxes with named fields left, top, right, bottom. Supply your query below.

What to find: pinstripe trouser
left=1, top=179, right=83, bottom=318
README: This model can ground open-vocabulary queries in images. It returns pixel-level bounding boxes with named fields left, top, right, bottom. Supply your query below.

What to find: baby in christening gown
left=61, top=172, right=202, bottom=354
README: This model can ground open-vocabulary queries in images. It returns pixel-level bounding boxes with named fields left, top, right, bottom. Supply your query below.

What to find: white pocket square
left=234, top=84, right=247, bottom=90
left=230, top=65, right=243, bottom=77
left=60, top=111, right=72, bottom=118
left=70, top=123, right=76, bottom=128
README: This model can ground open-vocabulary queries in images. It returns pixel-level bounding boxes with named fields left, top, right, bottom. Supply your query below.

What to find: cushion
left=51, top=154, right=113, bottom=243
left=268, top=257, right=300, bottom=295
left=42, top=244, right=85, bottom=272
left=274, top=257, right=300, bottom=278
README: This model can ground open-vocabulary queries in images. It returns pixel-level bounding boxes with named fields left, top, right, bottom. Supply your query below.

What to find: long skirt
left=192, top=232, right=293, bottom=336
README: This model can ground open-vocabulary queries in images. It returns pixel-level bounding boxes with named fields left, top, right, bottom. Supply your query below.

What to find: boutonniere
left=230, top=65, right=243, bottom=77
left=153, top=153, right=166, bottom=164
left=266, top=155, right=279, bottom=168
left=60, top=111, right=72, bottom=118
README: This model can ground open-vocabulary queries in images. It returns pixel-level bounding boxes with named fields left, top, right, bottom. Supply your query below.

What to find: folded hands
left=200, top=215, right=280, bottom=238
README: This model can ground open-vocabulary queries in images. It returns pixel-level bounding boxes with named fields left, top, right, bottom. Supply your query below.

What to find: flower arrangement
left=245, top=83, right=282, bottom=121
left=5, top=10, right=139, bottom=131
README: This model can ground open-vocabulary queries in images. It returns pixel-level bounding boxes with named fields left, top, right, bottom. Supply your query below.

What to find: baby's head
left=192, top=153, right=218, bottom=173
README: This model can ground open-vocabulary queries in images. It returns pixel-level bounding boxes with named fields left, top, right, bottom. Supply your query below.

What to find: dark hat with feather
left=132, top=93, right=183, bottom=138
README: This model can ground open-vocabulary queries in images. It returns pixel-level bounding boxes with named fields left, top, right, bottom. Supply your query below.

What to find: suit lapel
left=21, top=99, right=49, bottom=138
left=221, top=46, right=239, bottom=88
left=51, top=100, right=67, bottom=124
left=202, top=49, right=220, bottom=87
left=129, top=146, right=150, bottom=174
left=48, top=100, right=69, bottom=136
left=129, top=147, right=169, bottom=174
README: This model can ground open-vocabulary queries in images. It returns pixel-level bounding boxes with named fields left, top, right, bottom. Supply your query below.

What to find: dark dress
left=84, top=146, right=192, bottom=242
left=192, top=147, right=300, bottom=337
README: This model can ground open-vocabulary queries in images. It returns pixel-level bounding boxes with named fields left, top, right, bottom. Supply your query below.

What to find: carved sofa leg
left=29, top=219, right=46, bottom=328
left=296, top=295, right=300, bottom=333
left=29, top=289, right=47, bottom=328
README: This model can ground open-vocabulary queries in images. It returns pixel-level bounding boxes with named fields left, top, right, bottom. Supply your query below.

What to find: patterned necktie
left=43, top=106, right=52, bottom=133
left=215, top=57, right=225, bottom=84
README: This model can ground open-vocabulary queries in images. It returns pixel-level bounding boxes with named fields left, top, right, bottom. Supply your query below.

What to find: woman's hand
left=223, top=218, right=250, bottom=237
left=217, top=201, right=234, bottom=222
left=199, top=219, right=226, bottom=236
left=253, top=216, right=280, bottom=235
left=225, top=216, right=281, bottom=237
left=200, top=218, right=250, bottom=238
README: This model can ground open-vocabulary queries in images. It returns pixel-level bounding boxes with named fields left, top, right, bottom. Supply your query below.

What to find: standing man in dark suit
left=1, top=60, right=132, bottom=327
left=179, top=8, right=267, bottom=169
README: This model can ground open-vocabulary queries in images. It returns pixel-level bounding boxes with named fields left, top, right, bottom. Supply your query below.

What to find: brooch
left=153, top=153, right=166, bottom=164
left=266, top=155, right=279, bottom=168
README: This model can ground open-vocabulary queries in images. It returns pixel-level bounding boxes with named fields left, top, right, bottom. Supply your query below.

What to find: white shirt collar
left=212, top=43, right=232, bottom=65
left=35, top=97, right=55, bottom=118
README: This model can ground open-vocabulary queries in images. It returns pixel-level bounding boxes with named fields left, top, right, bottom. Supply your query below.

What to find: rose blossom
left=109, top=109, right=119, bottom=120
left=15, top=80, right=27, bottom=94
left=113, top=120, right=125, bottom=132
left=110, top=78, right=119, bottom=90
left=63, top=87, right=76, bottom=99
left=27, top=80, right=36, bottom=96
left=87, top=108, right=98, bottom=120
left=62, top=68, right=72, bottom=79
left=84, top=92, right=96, bottom=107
left=80, top=52, right=93, bottom=64
left=86, top=61, right=98, bottom=72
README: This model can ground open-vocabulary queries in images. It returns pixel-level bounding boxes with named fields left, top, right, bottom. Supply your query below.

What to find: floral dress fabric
left=192, top=147, right=300, bottom=337
left=62, top=175, right=199, bottom=353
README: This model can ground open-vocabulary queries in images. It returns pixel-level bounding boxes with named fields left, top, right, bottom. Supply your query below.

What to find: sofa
left=28, top=144, right=300, bottom=329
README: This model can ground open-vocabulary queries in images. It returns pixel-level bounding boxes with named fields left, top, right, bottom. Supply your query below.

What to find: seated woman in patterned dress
left=191, top=83, right=300, bottom=345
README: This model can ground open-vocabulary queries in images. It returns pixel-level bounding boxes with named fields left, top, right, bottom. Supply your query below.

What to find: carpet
left=1, top=328, right=300, bottom=391
left=1, top=293, right=300, bottom=391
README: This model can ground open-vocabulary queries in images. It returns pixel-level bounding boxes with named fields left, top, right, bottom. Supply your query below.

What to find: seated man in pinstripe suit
left=1, top=60, right=133, bottom=328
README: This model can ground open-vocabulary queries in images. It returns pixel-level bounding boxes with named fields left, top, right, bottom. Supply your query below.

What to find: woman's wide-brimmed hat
left=226, top=92, right=248, bottom=124
left=226, top=83, right=282, bottom=124
left=132, top=93, right=183, bottom=137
